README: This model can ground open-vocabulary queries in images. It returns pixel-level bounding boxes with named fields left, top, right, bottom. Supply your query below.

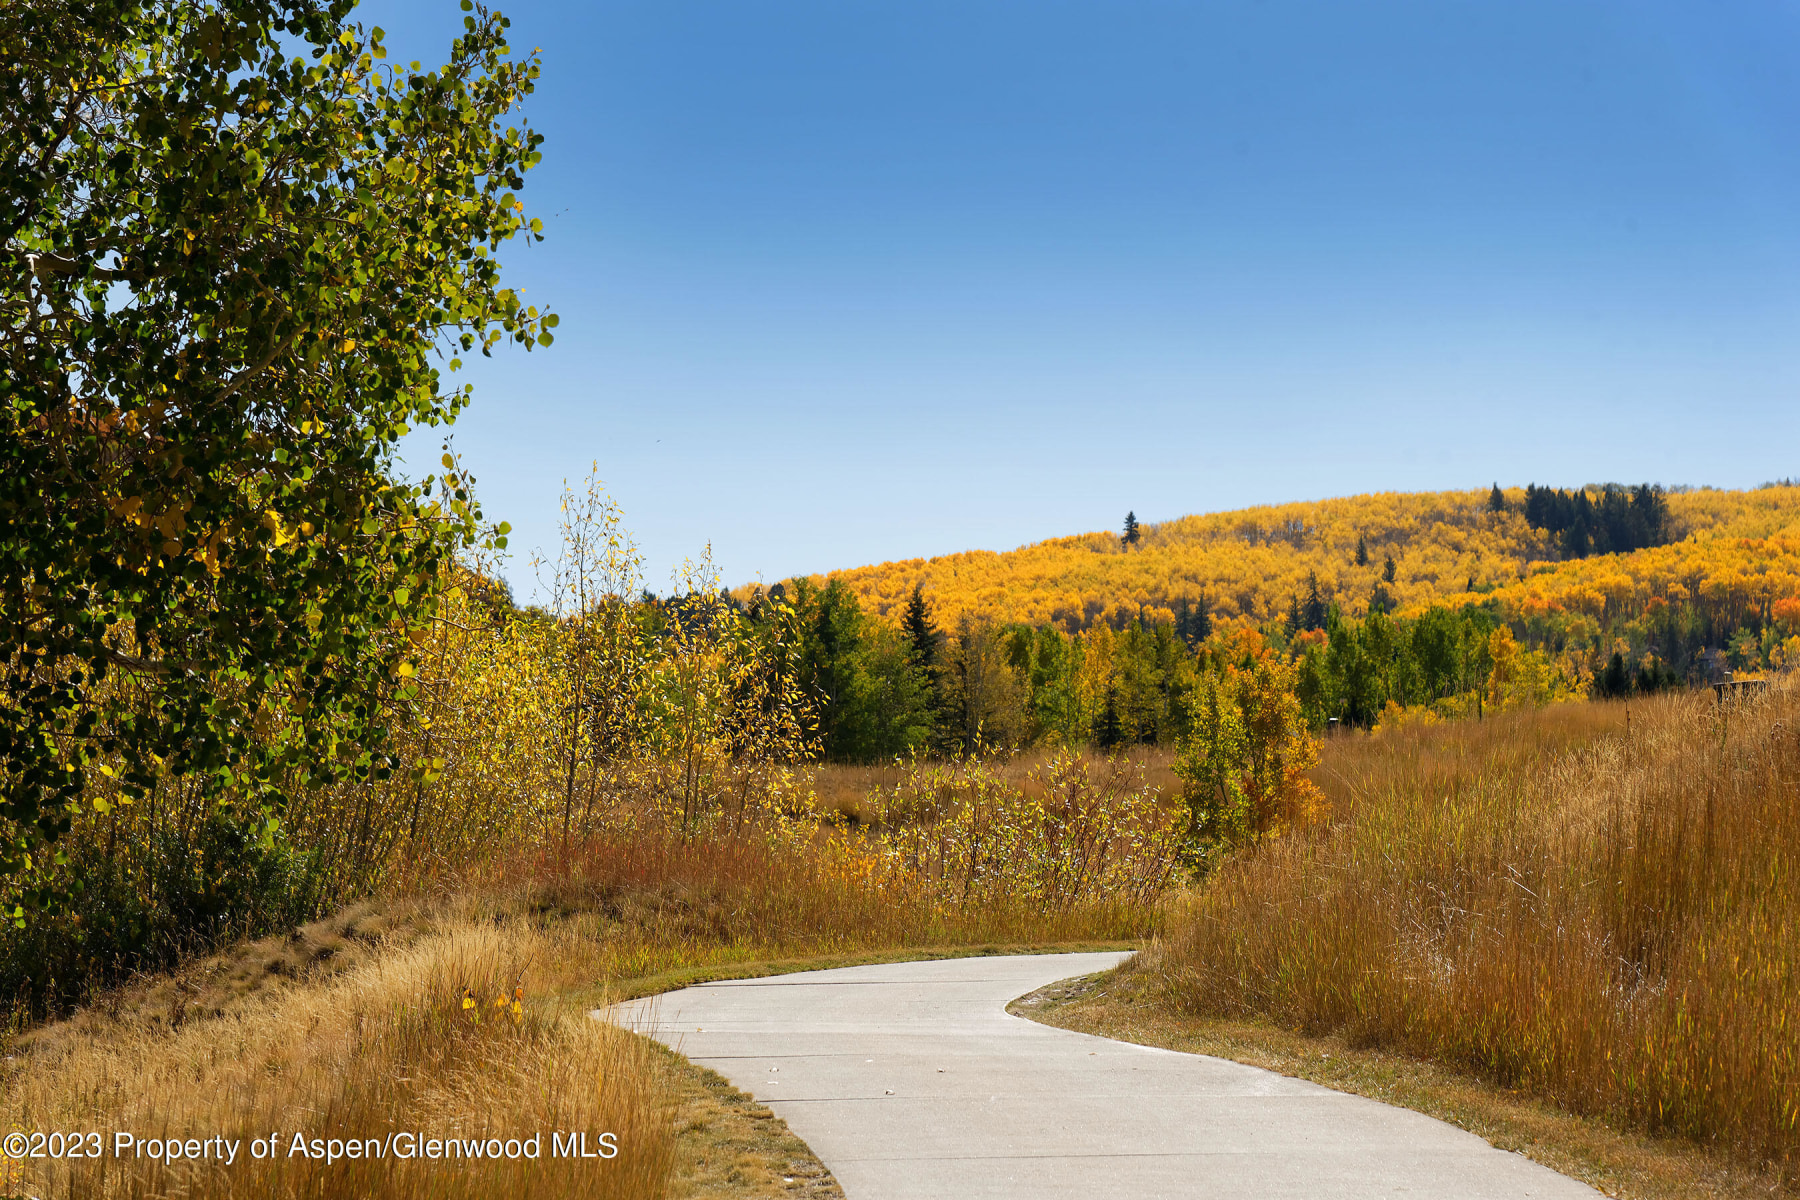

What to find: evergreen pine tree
left=1355, top=534, right=1369, bottom=567
left=1488, top=483, right=1506, bottom=513
left=1175, top=594, right=1213, bottom=647
left=1562, top=491, right=1594, bottom=558
left=902, top=583, right=946, bottom=734
left=903, top=583, right=941, bottom=671
left=1382, top=555, right=1397, bottom=584
left=1599, top=652, right=1629, bottom=698
left=1300, top=572, right=1328, bottom=632
left=1122, top=511, right=1141, bottom=547
left=1563, top=521, right=1591, bottom=559
left=1094, top=687, right=1124, bottom=748
left=1632, top=482, right=1670, bottom=548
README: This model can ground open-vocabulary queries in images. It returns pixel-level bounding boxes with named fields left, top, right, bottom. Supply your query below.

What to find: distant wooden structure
left=1711, top=677, right=1770, bottom=703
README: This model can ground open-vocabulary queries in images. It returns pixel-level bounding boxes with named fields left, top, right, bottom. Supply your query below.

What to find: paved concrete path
left=604, top=952, right=1600, bottom=1199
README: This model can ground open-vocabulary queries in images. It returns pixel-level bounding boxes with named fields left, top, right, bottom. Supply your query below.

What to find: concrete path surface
left=604, top=952, right=1600, bottom=1199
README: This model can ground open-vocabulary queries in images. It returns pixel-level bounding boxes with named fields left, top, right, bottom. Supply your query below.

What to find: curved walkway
left=603, top=952, right=1600, bottom=1199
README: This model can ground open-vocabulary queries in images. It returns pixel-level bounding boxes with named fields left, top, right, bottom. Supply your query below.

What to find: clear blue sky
left=364, top=0, right=1800, bottom=597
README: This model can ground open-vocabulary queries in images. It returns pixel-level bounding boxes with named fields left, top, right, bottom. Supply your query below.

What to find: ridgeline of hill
left=813, top=484, right=1800, bottom=638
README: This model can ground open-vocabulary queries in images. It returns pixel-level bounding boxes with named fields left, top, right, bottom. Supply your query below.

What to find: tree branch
left=103, top=648, right=207, bottom=675
left=24, top=250, right=145, bottom=284
left=216, top=321, right=305, bottom=404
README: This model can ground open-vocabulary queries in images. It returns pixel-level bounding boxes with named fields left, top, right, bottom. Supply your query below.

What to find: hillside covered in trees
left=816, top=484, right=1800, bottom=633
left=716, top=483, right=1800, bottom=761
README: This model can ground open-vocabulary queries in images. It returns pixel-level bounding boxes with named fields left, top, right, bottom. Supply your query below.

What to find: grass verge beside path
left=3, top=879, right=1133, bottom=1199
left=1012, top=967, right=1792, bottom=1200
left=658, top=1045, right=842, bottom=1199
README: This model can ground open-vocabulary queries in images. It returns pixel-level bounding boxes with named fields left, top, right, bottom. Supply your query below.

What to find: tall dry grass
left=471, top=756, right=1181, bottom=986
left=5, top=742, right=1178, bottom=1199
left=807, top=745, right=1181, bottom=824
left=1150, top=684, right=1800, bottom=1167
left=3, top=909, right=671, bottom=1200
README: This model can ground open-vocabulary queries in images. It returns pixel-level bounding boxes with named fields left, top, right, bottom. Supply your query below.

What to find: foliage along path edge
left=1011, top=965, right=1795, bottom=1200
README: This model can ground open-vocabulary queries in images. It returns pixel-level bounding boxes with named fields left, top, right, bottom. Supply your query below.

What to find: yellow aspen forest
left=814, top=484, right=1800, bottom=640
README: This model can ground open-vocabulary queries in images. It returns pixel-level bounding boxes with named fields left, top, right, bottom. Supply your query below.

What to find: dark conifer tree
left=1355, top=534, right=1369, bottom=567
left=1487, top=483, right=1506, bottom=513
left=1175, top=593, right=1212, bottom=647
left=1300, top=572, right=1328, bottom=632
left=1382, top=556, right=1397, bottom=584
left=1122, top=511, right=1142, bottom=547
left=1094, top=687, right=1124, bottom=748
left=1598, top=652, right=1629, bottom=699
left=1563, top=523, right=1590, bottom=558
left=1632, top=483, right=1670, bottom=547
left=1562, top=491, right=1594, bottom=558
left=1523, top=483, right=1548, bottom=529
left=1521, top=482, right=1668, bottom=560
left=902, top=583, right=941, bottom=671
left=1635, top=657, right=1679, bottom=695
left=902, top=584, right=946, bottom=731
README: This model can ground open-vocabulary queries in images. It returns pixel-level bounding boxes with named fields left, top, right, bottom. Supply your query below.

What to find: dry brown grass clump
left=1148, top=685, right=1800, bottom=1173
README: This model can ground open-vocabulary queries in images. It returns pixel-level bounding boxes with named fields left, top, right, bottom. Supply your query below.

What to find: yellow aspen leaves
left=261, top=510, right=294, bottom=547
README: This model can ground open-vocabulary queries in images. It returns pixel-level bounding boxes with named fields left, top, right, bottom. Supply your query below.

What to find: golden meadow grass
left=1144, top=684, right=1800, bottom=1171
left=3, top=749, right=1171, bottom=1199
left=3, top=908, right=672, bottom=1200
